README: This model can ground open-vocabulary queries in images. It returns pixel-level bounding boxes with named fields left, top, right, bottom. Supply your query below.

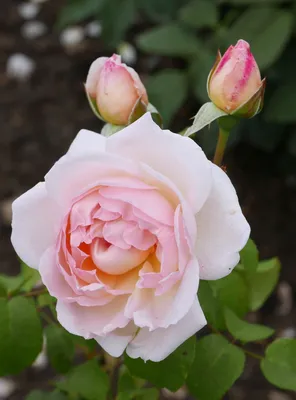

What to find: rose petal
left=195, top=164, right=250, bottom=280
left=56, top=295, right=130, bottom=338
left=96, top=322, right=137, bottom=357
left=67, top=129, right=106, bottom=159
left=126, top=297, right=206, bottom=362
left=11, top=183, right=62, bottom=269
left=126, top=258, right=199, bottom=329
left=107, top=113, right=212, bottom=213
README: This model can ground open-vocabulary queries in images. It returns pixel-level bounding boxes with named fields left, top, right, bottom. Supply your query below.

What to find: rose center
left=91, top=237, right=151, bottom=275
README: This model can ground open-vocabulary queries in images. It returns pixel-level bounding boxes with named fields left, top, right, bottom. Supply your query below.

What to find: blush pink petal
left=56, top=296, right=130, bottom=338
left=125, top=258, right=199, bottom=330
left=45, top=152, right=150, bottom=212
left=97, top=62, right=140, bottom=125
left=91, top=238, right=150, bottom=275
left=126, top=297, right=206, bottom=362
left=99, top=186, right=174, bottom=227
left=107, top=113, right=212, bottom=214
left=96, top=322, right=137, bottom=358
left=11, top=183, right=62, bottom=270
left=85, top=57, right=108, bottom=98
left=195, top=164, right=250, bottom=280
left=39, top=246, right=75, bottom=298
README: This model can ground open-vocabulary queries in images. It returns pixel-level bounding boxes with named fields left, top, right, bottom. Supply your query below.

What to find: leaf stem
left=213, top=125, right=230, bottom=166
left=22, top=287, right=47, bottom=297
left=241, top=348, right=263, bottom=360
left=208, top=324, right=264, bottom=360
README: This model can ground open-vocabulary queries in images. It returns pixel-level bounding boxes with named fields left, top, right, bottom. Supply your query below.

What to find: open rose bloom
left=11, top=113, right=250, bottom=362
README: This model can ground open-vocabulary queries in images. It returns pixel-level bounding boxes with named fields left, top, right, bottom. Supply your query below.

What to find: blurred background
left=1, top=0, right=296, bottom=398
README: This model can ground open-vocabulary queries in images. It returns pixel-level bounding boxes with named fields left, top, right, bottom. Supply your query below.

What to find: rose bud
left=208, top=39, right=266, bottom=118
left=85, top=54, right=148, bottom=125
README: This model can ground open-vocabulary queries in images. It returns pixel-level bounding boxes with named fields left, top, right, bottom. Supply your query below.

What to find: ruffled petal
left=126, top=297, right=206, bottom=362
left=11, top=183, right=62, bottom=269
left=107, top=113, right=212, bottom=213
left=195, top=164, right=250, bottom=280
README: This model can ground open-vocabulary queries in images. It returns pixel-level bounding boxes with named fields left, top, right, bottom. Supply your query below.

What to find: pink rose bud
left=208, top=40, right=266, bottom=118
left=85, top=54, right=148, bottom=125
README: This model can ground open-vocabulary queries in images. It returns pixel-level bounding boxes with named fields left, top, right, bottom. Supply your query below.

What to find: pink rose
left=11, top=113, right=250, bottom=362
left=85, top=54, right=148, bottom=125
left=208, top=40, right=265, bottom=117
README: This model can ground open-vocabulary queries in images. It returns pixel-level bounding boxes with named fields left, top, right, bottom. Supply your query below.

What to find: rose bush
left=11, top=113, right=250, bottom=362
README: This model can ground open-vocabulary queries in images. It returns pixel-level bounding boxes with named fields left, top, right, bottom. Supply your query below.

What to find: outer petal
left=107, top=113, right=212, bottom=214
left=126, top=297, right=206, bottom=362
left=56, top=296, right=130, bottom=338
left=67, top=129, right=106, bottom=158
left=96, top=322, right=137, bottom=358
left=11, top=183, right=62, bottom=269
left=195, top=164, right=250, bottom=280
left=39, top=246, right=74, bottom=298
left=85, top=57, right=108, bottom=98
left=125, top=258, right=199, bottom=330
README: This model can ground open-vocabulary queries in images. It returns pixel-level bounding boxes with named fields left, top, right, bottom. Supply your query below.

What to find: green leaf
left=179, top=0, right=218, bottom=29
left=198, top=281, right=224, bottom=330
left=185, top=102, right=227, bottom=136
left=187, top=334, right=245, bottom=400
left=189, top=50, right=217, bottom=103
left=224, top=308, right=274, bottom=342
left=261, top=339, right=296, bottom=391
left=265, top=83, right=296, bottom=123
left=57, top=359, right=110, bottom=400
left=45, top=325, right=75, bottom=373
left=57, top=0, right=106, bottom=28
left=20, top=262, right=41, bottom=291
left=26, top=390, right=67, bottom=400
left=240, top=238, right=259, bottom=277
left=0, top=297, right=43, bottom=375
left=0, top=281, right=7, bottom=298
left=0, top=262, right=40, bottom=295
left=139, top=0, right=185, bottom=22
left=37, top=293, right=56, bottom=308
left=147, top=103, right=163, bottom=128
left=227, top=7, right=293, bottom=69
left=125, top=336, right=196, bottom=392
left=137, top=24, right=202, bottom=57
left=220, top=0, right=288, bottom=4
left=100, top=0, right=136, bottom=47
left=146, top=70, right=188, bottom=125
left=0, top=274, right=22, bottom=293
left=117, top=388, right=159, bottom=400
left=210, top=270, right=249, bottom=323
left=248, top=258, right=280, bottom=311
left=101, top=123, right=125, bottom=137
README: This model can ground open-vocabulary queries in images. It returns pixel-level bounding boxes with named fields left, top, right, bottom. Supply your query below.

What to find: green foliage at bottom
left=187, top=334, right=245, bottom=400
left=261, top=338, right=296, bottom=391
left=125, top=336, right=195, bottom=392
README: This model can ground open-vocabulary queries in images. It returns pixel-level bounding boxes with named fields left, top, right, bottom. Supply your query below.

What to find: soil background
left=0, top=0, right=296, bottom=399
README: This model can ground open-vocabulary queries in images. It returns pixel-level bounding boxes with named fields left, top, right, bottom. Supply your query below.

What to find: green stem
left=213, top=126, right=230, bottom=166
left=241, top=348, right=263, bottom=361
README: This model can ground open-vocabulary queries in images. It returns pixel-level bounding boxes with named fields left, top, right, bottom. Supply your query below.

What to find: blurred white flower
left=6, top=53, right=36, bottom=81
left=0, top=378, right=15, bottom=399
left=18, top=2, right=40, bottom=20
left=118, top=42, right=137, bottom=65
left=21, top=21, right=47, bottom=40
left=60, top=26, right=85, bottom=49
left=85, top=21, right=102, bottom=38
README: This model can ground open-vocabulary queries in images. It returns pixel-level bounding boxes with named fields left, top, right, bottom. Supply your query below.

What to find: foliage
left=57, top=0, right=296, bottom=168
